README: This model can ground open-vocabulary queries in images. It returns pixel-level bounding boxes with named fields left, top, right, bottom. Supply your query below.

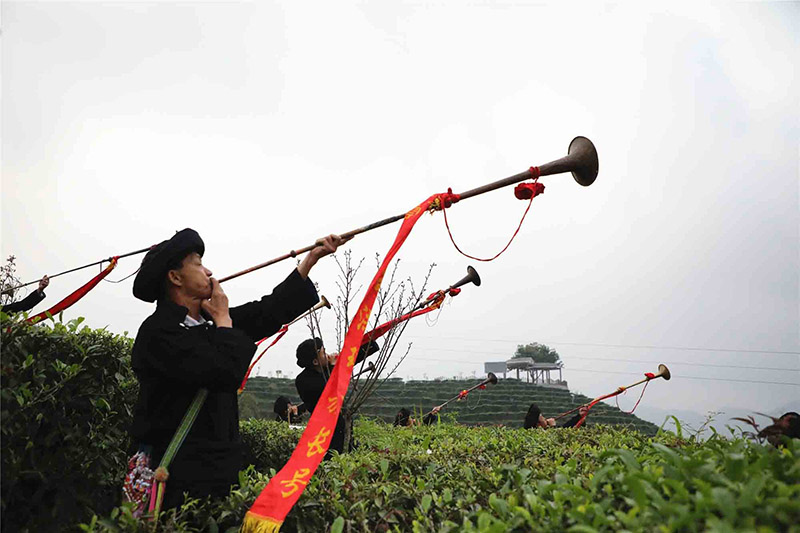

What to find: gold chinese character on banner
left=280, top=468, right=310, bottom=498
left=347, top=346, right=357, bottom=367
left=327, top=395, right=339, bottom=413
left=373, top=273, right=385, bottom=294
left=405, top=205, right=422, bottom=219
left=355, top=308, right=369, bottom=332
left=306, top=427, right=332, bottom=457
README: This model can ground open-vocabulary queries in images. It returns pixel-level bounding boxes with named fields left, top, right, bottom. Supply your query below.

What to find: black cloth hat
left=524, top=403, right=542, bottom=429
left=273, top=396, right=291, bottom=415
left=133, top=228, right=205, bottom=303
left=296, top=337, right=324, bottom=368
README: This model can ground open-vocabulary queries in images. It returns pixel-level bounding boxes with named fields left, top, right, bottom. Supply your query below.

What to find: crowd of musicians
left=4, top=227, right=797, bottom=516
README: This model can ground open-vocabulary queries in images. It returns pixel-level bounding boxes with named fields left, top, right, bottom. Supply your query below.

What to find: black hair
left=394, top=407, right=412, bottom=427
left=273, top=396, right=291, bottom=416
left=781, top=412, right=800, bottom=439
left=524, top=403, right=542, bottom=429
left=296, top=337, right=324, bottom=368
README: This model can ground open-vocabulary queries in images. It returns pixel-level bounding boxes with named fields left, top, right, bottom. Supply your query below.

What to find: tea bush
left=3, top=315, right=798, bottom=532
left=87, top=420, right=800, bottom=533
left=1, top=313, right=137, bottom=532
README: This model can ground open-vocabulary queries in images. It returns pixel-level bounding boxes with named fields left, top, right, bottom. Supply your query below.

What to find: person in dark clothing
left=394, top=406, right=440, bottom=426
left=394, top=408, right=414, bottom=427
left=2, top=275, right=49, bottom=313
left=422, top=406, right=441, bottom=425
left=758, top=411, right=800, bottom=446
left=273, top=396, right=306, bottom=424
left=524, top=403, right=588, bottom=429
left=127, top=228, right=345, bottom=511
left=294, top=336, right=379, bottom=454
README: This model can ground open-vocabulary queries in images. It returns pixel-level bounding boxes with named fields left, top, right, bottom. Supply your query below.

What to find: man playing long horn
left=126, top=228, right=346, bottom=513
left=294, top=337, right=379, bottom=455
left=524, top=403, right=589, bottom=429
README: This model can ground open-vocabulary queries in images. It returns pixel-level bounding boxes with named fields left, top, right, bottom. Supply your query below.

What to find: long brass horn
left=219, top=137, right=598, bottom=284
left=553, top=363, right=670, bottom=420
left=286, top=295, right=331, bottom=326
left=424, top=372, right=499, bottom=417
left=415, top=266, right=481, bottom=310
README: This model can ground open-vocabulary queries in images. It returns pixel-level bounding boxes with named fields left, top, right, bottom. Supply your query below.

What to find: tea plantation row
left=240, top=376, right=660, bottom=434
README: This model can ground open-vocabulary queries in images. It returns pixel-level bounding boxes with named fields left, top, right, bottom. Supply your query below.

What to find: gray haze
left=2, top=2, right=798, bottom=428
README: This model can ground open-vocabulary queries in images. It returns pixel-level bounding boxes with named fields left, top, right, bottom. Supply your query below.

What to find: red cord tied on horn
left=431, top=188, right=461, bottom=212
left=458, top=389, right=468, bottom=400
left=478, top=384, right=486, bottom=390
left=644, top=372, right=655, bottom=379
left=447, top=287, right=462, bottom=297
left=514, top=181, right=545, bottom=201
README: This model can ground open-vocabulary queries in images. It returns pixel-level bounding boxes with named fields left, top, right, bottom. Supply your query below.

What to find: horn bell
left=451, top=265, right=481, bottom=289
left=466, top=266, right=481, bottom=287
left=568, top=136, right=599, bottom=187
left=487, top=372, right=498, bottom=385
left=657, top=363, right=671, bottom=381
left=320, top=295, right=331, bottom=309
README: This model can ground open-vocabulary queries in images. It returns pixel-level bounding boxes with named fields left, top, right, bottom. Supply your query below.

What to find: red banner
left=238, top=326, right=289, bottom=394
left=27, top=258, right=118, bottom=324
left=361, top=291, right=447, bottom=345
left=241, top=195, right=440, bottom=532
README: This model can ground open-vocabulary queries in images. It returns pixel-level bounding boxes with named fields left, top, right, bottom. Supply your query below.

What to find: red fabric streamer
left=238, top=326, right=289, bottom=394
left=242, top=193, right=444, bottom=532
left=27, top=258, right=118, bottom=324
left=362, top=294, right=446, bottom=346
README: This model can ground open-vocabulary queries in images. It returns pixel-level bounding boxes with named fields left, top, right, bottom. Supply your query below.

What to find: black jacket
left=559, top=414, right=582, bottom=428
left=294, top=341, right=378, bottom=453
left=2, top=290, right=45, bottom=314
left=129, top=269, right=317, bottom=504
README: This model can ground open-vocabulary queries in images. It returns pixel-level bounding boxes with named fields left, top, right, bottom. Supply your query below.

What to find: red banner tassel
left=241, top=194, right=442, bottom=532
left=27, top=258, right=118, bottom=324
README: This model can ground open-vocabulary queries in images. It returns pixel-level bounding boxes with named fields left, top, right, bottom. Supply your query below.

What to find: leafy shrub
left=240, top=419, right=302, bottom=474
left=1, top=313, right=137, bottom=532
left=3, top=314, right=797, bottom=532
left=86, top=419, right=800, bottom=532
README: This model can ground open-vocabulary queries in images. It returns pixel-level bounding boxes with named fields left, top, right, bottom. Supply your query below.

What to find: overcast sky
left=2, top=1, right=798, bottom=428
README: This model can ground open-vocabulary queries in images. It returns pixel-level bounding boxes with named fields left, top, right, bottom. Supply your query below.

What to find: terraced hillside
left=240, top=377, right=660, bottom=434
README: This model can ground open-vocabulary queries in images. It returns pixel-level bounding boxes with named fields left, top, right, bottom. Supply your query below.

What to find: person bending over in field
left=524, top=402, right=588, bottom=429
